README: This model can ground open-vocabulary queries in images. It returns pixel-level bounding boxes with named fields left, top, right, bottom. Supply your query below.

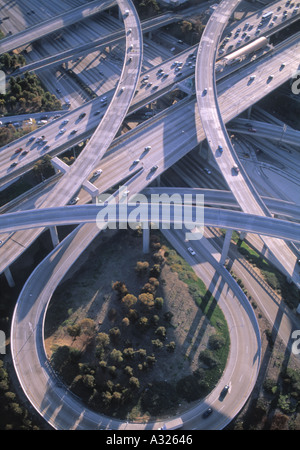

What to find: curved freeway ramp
left=39, top=0, right=143, bottom=208
left=195, top=0, right=300, bottom=288
left=10, top=203, right=262, bottom=430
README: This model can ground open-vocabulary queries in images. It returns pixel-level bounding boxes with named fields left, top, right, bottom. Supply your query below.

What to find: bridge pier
left=246, top=105, right=252, bottom=119
left=4, top=266, right=15, bottom=288
left=82, top=180, right=99, bottom=203
left=143, top=225, right=150, bottom=253
left=49, top=226, right=59, bottom=247
left=51, top=157, right=69, bottom=175
left=220, top=229, right=233, bottom=265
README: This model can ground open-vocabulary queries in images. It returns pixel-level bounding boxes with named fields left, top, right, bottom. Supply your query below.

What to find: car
left=248, top=128, right=257, bottom=132
left=21, top=150, right=29, bottom=155
left=28, top=136, right=35, bottom=142
left=203, top=408, right=213, bottom=418
left=202, top=88, right=208, bottom=96
left=233, top=165, right=240, bottom=173
left=62, top=119, right=69, bottom=125
left=10, top=162, right=18, bottom=167
left=187, top=247, right=196, bottom=256
left=142, top=75, right=149, bottom=81
left=14, top=148, right=23, bottom=154
left=124, top=9, right=129, bottom=16
left=297, top=259, right=300, bottom=265
left=204, top=167, right=211, bottom=174
left=219, top=384, right=230, bottom=399
left=59, top=128, right=66, bottom=134
left=79, top=112, right=86, bottom=119
left=176, top=72, right=182, bottom=77
left=70, top=129, right=77, bottom=135
left=218, top=144, right=223, bottom=152
left=94, top=110, right=101, bottom=115
left=152, top=85, right=159, bottom=90
left=69, top=197, right=79, bottom=205
left=150, top=165, right=158, bottom=172
left=162, top=73, right=169, bottom=79
left=101, top=96, right=107, bottom=102
left=128, top=56, right=132, bottom=63
left=120, top=87, right=125, bottom=93
left=93, top=169, right=103, bottom=177
left=133, top=159, right=140, bottom=164
left=144, top=145, right=151, bottom=151
left=122, top=190, right=130, bottom=197
left=44, top=145, right=50, bottom=150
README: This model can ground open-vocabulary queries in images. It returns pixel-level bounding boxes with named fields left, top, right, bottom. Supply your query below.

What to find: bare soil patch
left=44, top=228, right=228, bottom=421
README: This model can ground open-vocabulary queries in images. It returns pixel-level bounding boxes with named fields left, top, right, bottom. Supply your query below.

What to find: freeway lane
left=0, top=204, right=300, bottom=243
left=0, top=0, right=117, bottom=54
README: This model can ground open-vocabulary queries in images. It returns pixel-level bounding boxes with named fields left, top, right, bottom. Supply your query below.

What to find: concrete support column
left=198, top=141, right=203, bottom=156
left=247, top=105, right=252, bottom=119
left=220, top=229, right=233, bottom=265
left=118, top=9, right=122, bottom=21
left=143, top=225, right=150, bottom=254
left=148, top=31, right=152, bottom=39
left=49, top=226, right=59, bottom=247
left=239, top=231, right=247, bottom=240
left=4, top=267, right=15, bottom=288
left=156, top=175, right=161, bottom=187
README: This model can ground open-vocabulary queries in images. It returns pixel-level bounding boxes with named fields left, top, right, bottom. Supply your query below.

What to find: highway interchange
left=0, top=0, right=300, bottom=431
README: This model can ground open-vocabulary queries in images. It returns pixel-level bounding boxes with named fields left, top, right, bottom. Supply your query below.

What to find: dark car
left=10, top=162, right=18, bottom=167
left=202, top=407, right=213, bottom=418
left=79, top=112, right=86, bottom=119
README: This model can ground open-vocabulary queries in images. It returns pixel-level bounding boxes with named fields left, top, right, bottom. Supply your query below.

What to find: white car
left=59, top=128, right=66, bottom=134
left=93, top=169, right=103, bottom=177
left=187, top=247, right=196, bottom=256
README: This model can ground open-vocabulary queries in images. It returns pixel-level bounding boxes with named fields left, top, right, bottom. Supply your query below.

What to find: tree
left=154, top=297, right=164, bottom=309
left=151, top=339, right=163, bottom=349
left=110, top=349, right=123, bottom=365
left=122, top=317, right=130, bottom=327
left=139, top=292, right=154, bottom=309
left=112, top=281, right=128, bottom=297
left=67, top=324, right=81, bottom=339
left=96, top=332, right=110, bottom=347
left=129, top=376, right=140, bottom=390
left=124, top=366, right=134, bottom=377
left=109, top=327, right=121, bottom=343
left=122, top=294, right=137, bottom=309
left=166, top=341, right=176, bottom=352
left=135, top=261, right=149, bottom=274
left=123, top=347, right=135, bottom=359
left=137, top=316, right=149, bottom=330
left=79, top=318, right=96, bottom=337
left=155, top=326, right=166, bottom=339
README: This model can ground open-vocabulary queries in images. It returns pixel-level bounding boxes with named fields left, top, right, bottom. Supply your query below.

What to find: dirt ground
left=44, top=229, right=218, bottom=418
